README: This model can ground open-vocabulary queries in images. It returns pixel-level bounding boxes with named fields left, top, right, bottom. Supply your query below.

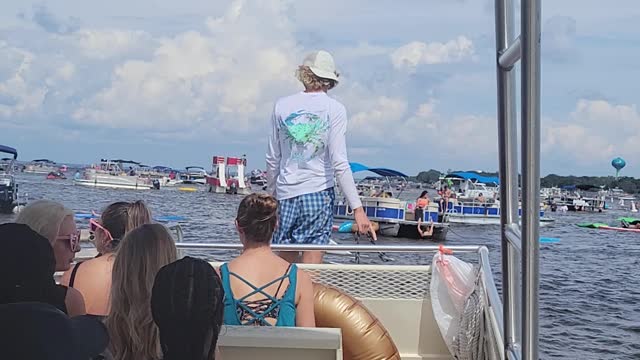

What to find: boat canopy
left=446, top=171, right=500, bottom=185
left=32, top=158, right=55, bottom=163
left=0, top=145, right=17, bottom=160
left=349, top=162, right=408, bottom=178
left=102, top=159, right=142, bottom=165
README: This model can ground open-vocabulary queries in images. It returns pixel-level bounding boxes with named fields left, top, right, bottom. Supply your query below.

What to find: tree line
left=411, top=170, right=640, bottom=194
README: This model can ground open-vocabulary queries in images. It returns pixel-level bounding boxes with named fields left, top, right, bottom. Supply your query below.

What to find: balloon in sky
left=611, top=157, right=626, bottom=177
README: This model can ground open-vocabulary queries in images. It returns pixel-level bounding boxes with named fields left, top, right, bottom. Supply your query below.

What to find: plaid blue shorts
left=272, top=188, right=335, bottom=245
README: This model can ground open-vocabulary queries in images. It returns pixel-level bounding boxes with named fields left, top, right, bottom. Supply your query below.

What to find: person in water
left=417, top=218, right=435, bottom=238
left=105, top=224, right=178, bottom=360
left=266, top=50, right=373, bottom=264
left=60, top=200, right=152, bottom=315
left=219, top=193, right=315, bottom=327
left=415, top=191, right=430, bottom=221
left=152, top=257, right=224, bottom=360
left=0, top=223, right=85, bottom=317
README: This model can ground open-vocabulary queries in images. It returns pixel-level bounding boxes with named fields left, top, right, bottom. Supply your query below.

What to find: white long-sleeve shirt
left=265, top=91, right=362, bottom=210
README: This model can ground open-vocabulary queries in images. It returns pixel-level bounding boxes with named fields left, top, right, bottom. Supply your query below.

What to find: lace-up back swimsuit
left=220, top=263, right=297, bottom=327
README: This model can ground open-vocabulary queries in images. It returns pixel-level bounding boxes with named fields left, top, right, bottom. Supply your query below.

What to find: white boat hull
left=446, top=213, right=554, bottom=226
left=74, top=178, right=153, bottom=190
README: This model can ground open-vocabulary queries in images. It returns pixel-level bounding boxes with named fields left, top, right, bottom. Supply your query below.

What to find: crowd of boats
left=2, top=144, right=637, bottom=243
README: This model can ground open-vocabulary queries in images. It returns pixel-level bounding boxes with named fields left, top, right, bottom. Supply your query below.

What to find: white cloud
left=69, top=29, right=153, bottom=59
left=0, top=42, right=47, bottom=118
left=346, top=95, right=497, bottom=159
left=542, top=99, right=640, bottom=164
left=72, top=0, right=301, bottom=134
left=390, top=36, right=475, bottom=70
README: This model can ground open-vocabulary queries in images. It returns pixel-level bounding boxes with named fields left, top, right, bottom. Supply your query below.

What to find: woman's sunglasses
left=89, top=218, right=113, bottom=242
left=57, top=230, right=81, bottom=252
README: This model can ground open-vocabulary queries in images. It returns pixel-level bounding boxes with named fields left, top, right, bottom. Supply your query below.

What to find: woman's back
left=222, top=251, right=298, bottom=326
left=61, top=255, right=114, bottom=315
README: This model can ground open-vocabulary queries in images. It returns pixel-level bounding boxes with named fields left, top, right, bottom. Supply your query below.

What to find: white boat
left=74, top=159, right=154, bottom=190
left=441, top=199, right=554, bottom=226
left=436, top=172, right=500, bottom=201
left=180, top=166, right=208, bottom=185
left=23, top=159, right=59, bottom=174
left=335, top=163, right=450, bottom=240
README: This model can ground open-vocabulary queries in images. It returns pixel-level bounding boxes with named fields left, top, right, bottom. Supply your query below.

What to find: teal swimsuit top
left=220, top=263, right=297, bottom=327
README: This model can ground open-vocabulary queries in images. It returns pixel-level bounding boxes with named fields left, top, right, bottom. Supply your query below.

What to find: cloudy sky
left=1, top=0, right=639, bottom=177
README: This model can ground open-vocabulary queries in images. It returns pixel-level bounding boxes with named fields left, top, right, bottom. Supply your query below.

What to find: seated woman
left=417, top=218, right=435, bottom=239
left=105, top=223, right=177, bottom=360
left=220, top=193, right=315, bottom=327
left=60, top=200, right=152, bottom=316
left=152, top=257, right=224, bottom=360
left=0, top=223, right=85, bottom=317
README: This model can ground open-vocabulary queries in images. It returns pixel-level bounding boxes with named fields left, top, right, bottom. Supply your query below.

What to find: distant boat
left=23, top=159, right=59, bottom=174
left=180, top=166, right=208, bottom=185
left=46, top=171, right=67, bottom=180
left=74, top=159, right=155, bottom=190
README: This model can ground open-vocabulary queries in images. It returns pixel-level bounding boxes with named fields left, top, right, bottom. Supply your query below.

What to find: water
left=2, top=174, right=639, bottom=359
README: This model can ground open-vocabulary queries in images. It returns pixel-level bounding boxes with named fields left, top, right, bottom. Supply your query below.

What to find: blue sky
left=1, top=0, right=639, bottom=177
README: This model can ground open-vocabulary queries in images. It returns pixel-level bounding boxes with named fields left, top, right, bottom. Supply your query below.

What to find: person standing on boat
left=266, top=50, right=373, bottom=264
left=415, top=190, right=430, bottom=221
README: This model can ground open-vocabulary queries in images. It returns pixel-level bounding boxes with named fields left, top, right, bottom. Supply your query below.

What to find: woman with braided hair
left=151, top=257, right=224, bottom=360
left=218, top=193, right=315, bottom=327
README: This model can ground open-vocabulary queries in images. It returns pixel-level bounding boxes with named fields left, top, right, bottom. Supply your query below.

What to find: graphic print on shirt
left=282, top=110, right=329, bottom=162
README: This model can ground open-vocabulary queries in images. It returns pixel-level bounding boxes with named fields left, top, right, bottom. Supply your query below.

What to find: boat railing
left=173, top=242, right=505, bottom=358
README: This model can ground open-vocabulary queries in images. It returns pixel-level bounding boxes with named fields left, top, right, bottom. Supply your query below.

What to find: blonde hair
left=105, top=223, right=178, bottom=360
left=101, top=200, right=153, bottom=252
left=296, top=65, right=338, bottom=91
left=15, top=200, right=74, bottom=245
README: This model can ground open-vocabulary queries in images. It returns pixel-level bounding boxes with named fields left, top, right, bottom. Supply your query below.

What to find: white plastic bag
left=430, top=248, right=477, bottom=356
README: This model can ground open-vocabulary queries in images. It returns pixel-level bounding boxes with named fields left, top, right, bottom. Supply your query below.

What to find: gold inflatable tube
left=313, top=283, right=400, bottom=360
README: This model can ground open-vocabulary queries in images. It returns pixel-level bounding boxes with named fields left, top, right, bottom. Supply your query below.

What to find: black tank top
left=51, top=284, right=69, bottom=314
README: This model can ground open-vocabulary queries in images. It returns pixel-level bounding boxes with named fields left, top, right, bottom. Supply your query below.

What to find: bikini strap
left=272, top=264, right=293, bottom=298
left=68, top=261, right=83, bottom=288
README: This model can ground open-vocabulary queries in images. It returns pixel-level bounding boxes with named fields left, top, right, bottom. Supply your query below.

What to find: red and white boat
left=206, top=156, right=250, bottom=195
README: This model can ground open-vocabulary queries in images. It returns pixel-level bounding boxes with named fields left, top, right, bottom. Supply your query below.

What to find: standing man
left=266, top=50, right=373, bottom=264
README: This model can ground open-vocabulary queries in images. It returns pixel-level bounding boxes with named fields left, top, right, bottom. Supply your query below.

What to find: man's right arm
left=265, top=105, right=281, bottom=197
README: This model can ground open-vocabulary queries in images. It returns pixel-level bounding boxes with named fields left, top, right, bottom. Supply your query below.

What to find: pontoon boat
left=23, top=159, right=59, bottom=174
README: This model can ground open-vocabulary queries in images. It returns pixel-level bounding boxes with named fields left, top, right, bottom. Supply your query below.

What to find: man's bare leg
left=278, top=251, right=301, bottom=263
left=301, top=250, right=324, bottom=264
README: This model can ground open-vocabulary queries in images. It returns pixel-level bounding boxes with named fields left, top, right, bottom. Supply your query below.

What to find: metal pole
left=520, top=0, right=541, bottom=358
left=499, top=36, right=522, bottom=69
left=494, top=0, right=521, bottom=355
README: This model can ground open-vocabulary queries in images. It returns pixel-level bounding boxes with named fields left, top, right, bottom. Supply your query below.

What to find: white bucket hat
left=302, top=50, right=339, bottom=82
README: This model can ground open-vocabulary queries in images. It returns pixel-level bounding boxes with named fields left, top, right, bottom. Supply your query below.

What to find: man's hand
left=353, top=207, right=376, bottom=241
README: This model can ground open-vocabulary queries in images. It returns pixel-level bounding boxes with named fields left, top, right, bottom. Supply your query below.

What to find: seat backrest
left=218, top=325, right=342, bottom=360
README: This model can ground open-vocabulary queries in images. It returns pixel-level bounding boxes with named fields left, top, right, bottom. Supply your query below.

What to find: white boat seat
left=218, top=325, right=342, bottom=360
